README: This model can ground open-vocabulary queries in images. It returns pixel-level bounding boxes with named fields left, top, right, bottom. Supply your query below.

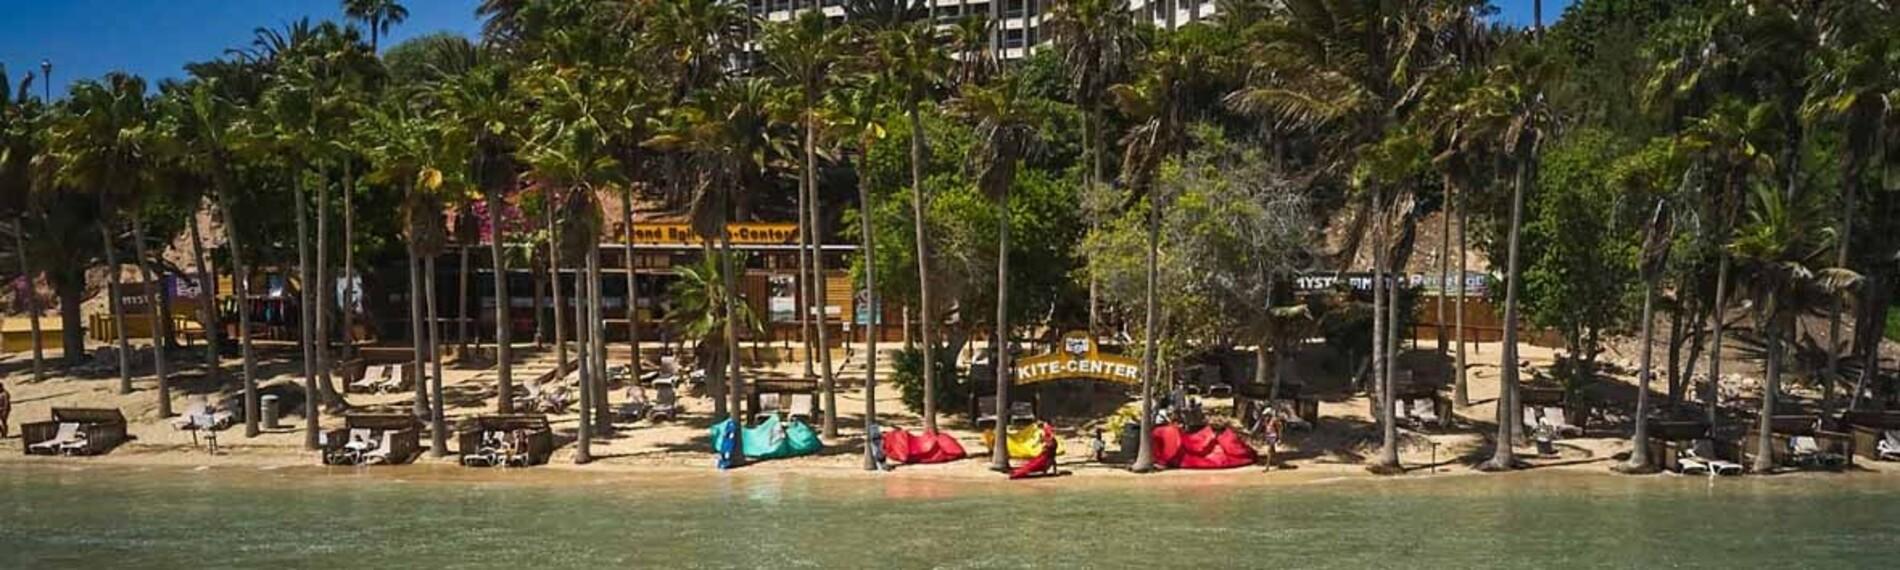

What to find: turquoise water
left=2, top=464, right=1897, bottom=569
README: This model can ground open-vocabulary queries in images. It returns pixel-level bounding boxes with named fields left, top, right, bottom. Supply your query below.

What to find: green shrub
left=1887, top=308, right=1898, bottom=342
left=888, top=347, right=973, bottom=416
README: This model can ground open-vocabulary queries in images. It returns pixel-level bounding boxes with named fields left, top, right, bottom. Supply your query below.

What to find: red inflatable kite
left=882, top=429, right=969, bottom=464
left=1151, top=425, right=1257, bottom=470
left=1009, top=423, right=1061, bottom=479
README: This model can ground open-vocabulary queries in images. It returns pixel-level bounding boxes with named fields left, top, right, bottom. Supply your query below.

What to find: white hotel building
left=747, top=0, right=1221, bottom=60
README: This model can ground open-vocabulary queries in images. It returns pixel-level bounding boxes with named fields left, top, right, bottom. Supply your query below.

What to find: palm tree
left=342, top=0, right=409, bottom=53
left=831, top=78, right=892, bottom=470
left=1620, top=199, right=1672, bottom=474
left=1046, top=0, right=1139, bottom=337
left=0, top=65, right=46, bottom=383
left=952, top=73, right=1043, bottom=472
left=1112, top=31, right=1213, bottom=473
left=763, top=10, right=849, bottom=438
left=1728, top=184, right=1856, bottom=473
left=49, top=73, right=155, bottom=399
left=161, top=79, right=265, bottom=437
left=875, top=17, right=950, bottom=433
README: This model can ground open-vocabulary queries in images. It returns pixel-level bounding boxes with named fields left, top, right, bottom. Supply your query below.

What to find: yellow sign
left=631, top=223, right=798, bottom=246
left=1011, top=331, right=1142, bottom=386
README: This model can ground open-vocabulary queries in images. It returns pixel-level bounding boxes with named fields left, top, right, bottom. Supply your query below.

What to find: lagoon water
left=2, top=464, right=1896, bottom=569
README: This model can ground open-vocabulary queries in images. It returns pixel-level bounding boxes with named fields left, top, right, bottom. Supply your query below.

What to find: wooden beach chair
left=22, top=408, right=129, bottom=456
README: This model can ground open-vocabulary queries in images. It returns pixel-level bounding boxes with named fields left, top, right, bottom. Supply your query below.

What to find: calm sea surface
left=2, top=464, right=1896, bottom=569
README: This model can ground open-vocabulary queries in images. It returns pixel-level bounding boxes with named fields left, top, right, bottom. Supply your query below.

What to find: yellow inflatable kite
left=980, top=423, right=1060, bottom=459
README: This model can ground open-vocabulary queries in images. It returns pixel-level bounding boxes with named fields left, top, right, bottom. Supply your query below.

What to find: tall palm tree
left=952, top=72, right=1043, bottom=472
left=875, top=17, right=951, bottom=433
left=1728, top=184, right=1856, bottom=473
left=1046, top=0, right=1139, bottom=337
left=49, top=73, right=156, bottom=399
left=1112, top=31, right=1213, bottom=473
left=342, top=0, right=410, bottom=53
left=160, top=79, right=265, bottom=437
left=831, top=76, right=892, bottom=470
left=0, top=65, right=46, bottom=383
left=1621, top=199, right=1672, bottom=474
left=763, top=10, right=849, bottom=438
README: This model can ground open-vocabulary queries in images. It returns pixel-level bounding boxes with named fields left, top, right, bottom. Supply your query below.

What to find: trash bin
left=261, top=395, right=279, bottom=429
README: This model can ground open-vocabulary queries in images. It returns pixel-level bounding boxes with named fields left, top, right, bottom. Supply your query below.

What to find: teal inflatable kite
left=710, top=415, right=823, bottom=463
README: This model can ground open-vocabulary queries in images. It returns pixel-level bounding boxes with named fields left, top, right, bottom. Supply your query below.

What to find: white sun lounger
left=361, top=431, right=398, bottom=465
left=1411, top=399, right=1440, bottom=425
left=754, top=393, right=782, bottom=423
left=28, top=423, right=83, bottom=454
left=1685, top=443, right=1742, bottom=476
left=1878, top=431, right=1900, bottom=462
left=1790, top=436, right=1846, bottom=468
left=788, top=394, right=815, bottom=423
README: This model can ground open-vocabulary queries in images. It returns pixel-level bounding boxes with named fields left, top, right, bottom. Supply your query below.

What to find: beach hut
left=1741, top=414, right=1854, bottom=470
left=320, top=414, right=422, bottom=466
left=457, top=414, right=556, bottom=467
left=23, top=408, right=128, bottom=456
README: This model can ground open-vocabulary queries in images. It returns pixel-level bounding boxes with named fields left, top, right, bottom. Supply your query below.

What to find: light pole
left=40, top=59, right=52, bottom=101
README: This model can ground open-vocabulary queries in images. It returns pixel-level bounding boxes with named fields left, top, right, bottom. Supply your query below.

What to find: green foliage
left=1887, top=308, right=1899, bottom=342
left=1518, top=128, right=1643, bottom=358
left=888, top=346, right=969, bottom=416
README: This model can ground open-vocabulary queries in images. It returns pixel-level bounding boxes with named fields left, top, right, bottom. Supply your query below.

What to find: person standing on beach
left=0, top=380, right=11, bottom=437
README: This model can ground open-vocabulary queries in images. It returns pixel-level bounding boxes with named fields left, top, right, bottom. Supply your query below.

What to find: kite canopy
left=710, top=415, right=823, bottom=463
left=1152, top=425, right=1257, bottom=470
left=882, top=429, right=969, bottom=464
left=983, top=422, right=1058, bottom=459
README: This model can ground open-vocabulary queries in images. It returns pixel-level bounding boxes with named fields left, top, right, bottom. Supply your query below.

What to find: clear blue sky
left=1, top=0, right=1569, bottom=99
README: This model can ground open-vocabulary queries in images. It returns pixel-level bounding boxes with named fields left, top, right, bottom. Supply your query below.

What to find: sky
left=1, top=0, right=1572, bottom=99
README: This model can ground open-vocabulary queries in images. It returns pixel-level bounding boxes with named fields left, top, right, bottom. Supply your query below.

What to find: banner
left=630, top=223, right=798, bottom=246
left=1011, top=331, right=1141, bottom=387
left=768, top=275, right=796, bottom=323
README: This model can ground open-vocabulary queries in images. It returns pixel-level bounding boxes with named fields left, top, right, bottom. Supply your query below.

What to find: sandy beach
left=5, top=333, right=1897, bottom=485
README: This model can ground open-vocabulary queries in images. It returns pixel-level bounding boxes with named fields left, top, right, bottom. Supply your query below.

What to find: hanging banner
left=630, top=223, right=798, bottom=246
left=1011, top=331, right=1142, bottom=387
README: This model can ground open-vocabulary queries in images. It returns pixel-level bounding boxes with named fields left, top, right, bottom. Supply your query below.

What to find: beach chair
left=350, top=365, right=391, bottom=393
left=361, top=431, right=399, bottom=465
left=1790, top=436, right=1848, bottom=468
left=787, top=393, right=815, bottom=423
left=649, top=377, right=679, bottom=422
left=1684, top=441, right=1742, bottom=476
left=1411, top=398, right=1441, bottom=426
left=27, top=423, right=82, bottom=455
left=754, top=393, right=783, bottom=424
left=1875, top=430, right=1900, bottom=461
left=171, top=396, right=212, bottom=431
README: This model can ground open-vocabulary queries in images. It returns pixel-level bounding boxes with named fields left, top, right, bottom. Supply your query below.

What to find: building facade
left=749, top=0, right=1220, bottom=60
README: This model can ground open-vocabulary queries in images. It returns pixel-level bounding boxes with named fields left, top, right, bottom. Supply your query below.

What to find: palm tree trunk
left=1752, top=306, right=1784, bottom=473
left=1374, top=191, right=1400, bottom=471
left=990, top=190, right=1012, bottom=472
left=129, top=214, right=172, bottom=417
left=1436, top=176, right=1451, bottom=355
left=1086, top=110, right=1101, bottom=337
left=1665, top=295, right=1689, bottom=410
left=187, top=207, right=219, bottom=387
left=575, top=245, right=594, bottom=465
left=858, top=153, right=882, bottom=471
left=702, top=241, right=727, bottom=420
left=315, top=166, right=340, bottom=409
left=721, top=232, right=746, bottom=468
left=548, top=206, right=569, bottom=388
left=532, top=247, right=546, bottom=347
left=13, top=217, right=44, bottom=382
left=458, top=243, right=472, bottom=355
left=341, top=160, right=356, bottom=363
left=1454, top=189, right=1469, bottom=407
left=1849, top=277, right=1888, bottom=410
left=408, top=241, right=429, bottom=422
left=590, top=245, right=611, bottom=429
left=620, top=185, right=639, bottom=399
left=1705, top=255, right=1729, bottom=431
left=1822, top=160, right=1856, bottom=419
left=490, top=181, right=514, bottom=413
left=798, top=154, right=816, bottom=379
left=214, top=184, right=260, bottom=438
left=294, top=174, right=318, bottom=448
left=98, top=211, right=133, bottom=395
left=426, top=256, right=447, bottom=457
left=1131, top=193, right=1161, bottom=474
left=1623, top=272, right=1660, bottom=472
left=1485, top=163, right=1531, bottom=471
left=808, top=119, right=838, bottom=440
left=908, top=103, right=940, bottom=434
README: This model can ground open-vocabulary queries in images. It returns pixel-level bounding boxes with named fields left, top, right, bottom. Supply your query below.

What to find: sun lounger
left=1411, top=399, right=1440, bottom=426
left=1880, top=431, right=1900, bottom=462
left=1676, top=451, right=1712, bottom=475
left=27, top=423, right=82, bottom=454
left=1685, top=442, right=1742, bottom=476
left=1790, top=436, right=1847, bottom=468
left=788, top=394, right=816, bottom=423
left=754, top=393, right=782, bottom=423
left=361, top=431, right=398, bottom=465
